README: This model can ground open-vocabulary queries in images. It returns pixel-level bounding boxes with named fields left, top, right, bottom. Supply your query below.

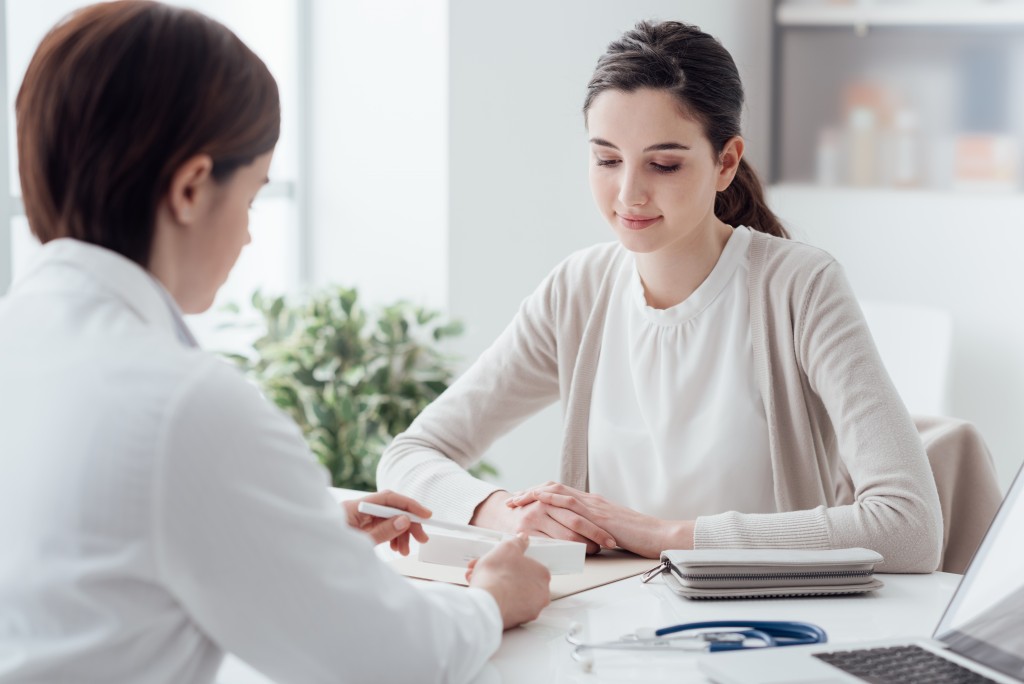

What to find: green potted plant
left=223, top=286, right=495, bottom=491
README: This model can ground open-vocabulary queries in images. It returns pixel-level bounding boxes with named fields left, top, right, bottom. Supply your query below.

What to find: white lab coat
left=0, top=238, right=501, bottom=684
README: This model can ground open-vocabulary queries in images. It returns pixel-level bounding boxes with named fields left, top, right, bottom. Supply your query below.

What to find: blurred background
left=2, top=0, right=1022, bottom=490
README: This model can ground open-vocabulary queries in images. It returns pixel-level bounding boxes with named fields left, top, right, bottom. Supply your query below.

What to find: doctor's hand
left=342, top=490, right=431, bottom=556
left=467, top=533, right=551, bottom=630
left=505, top=482, right=695, bottom=559
left=470, top=488, right=617, bottom=555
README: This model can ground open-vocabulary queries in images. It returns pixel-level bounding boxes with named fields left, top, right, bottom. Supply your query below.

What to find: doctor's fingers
left=362, top=516, right=426, bottom=548
left=389, top=526, right=413, bottom=556
left=362, top=489, right=433, bottom=519
left=390, top=524, right=431, bottom=556
left=465, top=557, right=479, bottom=582
left=544, top=504, right=616, bottom=550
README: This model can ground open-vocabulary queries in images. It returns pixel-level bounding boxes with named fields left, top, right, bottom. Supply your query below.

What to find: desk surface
left=217, top=567, right=960, bottom=684
left=218, top=488, right=961, bottom=682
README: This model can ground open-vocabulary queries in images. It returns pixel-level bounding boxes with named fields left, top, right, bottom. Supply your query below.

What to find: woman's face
left=587, top=88, right=731, bottom=255
left=188, top=151, right=273, bottom=313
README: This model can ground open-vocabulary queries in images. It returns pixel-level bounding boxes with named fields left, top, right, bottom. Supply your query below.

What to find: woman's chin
left=612, top=227, right=663, bottom=255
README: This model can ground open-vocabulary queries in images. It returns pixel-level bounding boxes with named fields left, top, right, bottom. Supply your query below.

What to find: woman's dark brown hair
left=583, top=20, right=787, bottom=238
left=16, top=0, right=281, bottom=267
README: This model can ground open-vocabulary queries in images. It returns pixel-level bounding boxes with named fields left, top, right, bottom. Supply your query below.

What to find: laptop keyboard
left=814, top=644, right=999, bottom=683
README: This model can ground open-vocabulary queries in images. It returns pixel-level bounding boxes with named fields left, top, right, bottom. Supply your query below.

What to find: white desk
left=480, top=570, right=959, bottom=683
left=218, top=488, right=960, bottom=682
left=218, top=565, right=960, bottom=683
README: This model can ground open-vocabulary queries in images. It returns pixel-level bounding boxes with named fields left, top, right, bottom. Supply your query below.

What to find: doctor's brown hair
left=16, top=0, right=280, bottom=267
left=583, top=20, right=787, bottom=239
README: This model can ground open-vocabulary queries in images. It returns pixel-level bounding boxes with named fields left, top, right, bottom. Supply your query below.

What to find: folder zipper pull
left=641, top=559, right=671, bottom=584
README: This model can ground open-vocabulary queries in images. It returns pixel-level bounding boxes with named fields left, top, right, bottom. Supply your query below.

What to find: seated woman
left=377, top=19, right=942, bottom=572
left=0, top=3, right=549, bottom=683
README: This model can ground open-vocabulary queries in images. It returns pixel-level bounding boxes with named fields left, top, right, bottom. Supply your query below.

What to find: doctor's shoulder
left=162, top=350, right=306, bottom=446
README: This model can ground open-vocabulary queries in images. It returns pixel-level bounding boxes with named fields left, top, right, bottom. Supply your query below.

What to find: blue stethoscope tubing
left=654, top=620, right=828, bottom=652
left=567, top=620, right=827, bottom=656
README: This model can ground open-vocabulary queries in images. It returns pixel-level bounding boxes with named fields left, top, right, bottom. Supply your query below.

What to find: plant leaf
left=215, top=285, right=495, bottom=489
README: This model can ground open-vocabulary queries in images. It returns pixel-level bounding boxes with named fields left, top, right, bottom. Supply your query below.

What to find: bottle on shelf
left=953, top=135, right=1019, bottom=193
left=815, top=127, right=842, bottom=187
left=841, top=81, right=889, bottom=188
left=846, top=105, right=877, bottom=187
left=888, top=107, right=921, bottom=189
left=951, top=46, right=1019, bottom=192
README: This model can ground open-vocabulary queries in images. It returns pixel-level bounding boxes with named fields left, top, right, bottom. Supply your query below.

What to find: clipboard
left=387, top=549, right=655, bottom=600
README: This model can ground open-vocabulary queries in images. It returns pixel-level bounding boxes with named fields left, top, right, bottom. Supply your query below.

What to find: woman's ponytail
left=715, top=158, right=788, bottom=238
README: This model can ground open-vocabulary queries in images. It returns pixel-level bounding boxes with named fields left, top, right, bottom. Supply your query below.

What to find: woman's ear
left=166, top=154, right=214, bottom=225
left=716, top=136, right=745, bottom=192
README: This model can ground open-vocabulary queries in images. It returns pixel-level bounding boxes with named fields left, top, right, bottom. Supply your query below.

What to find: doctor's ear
left=166, top=154, right=215, bottom=225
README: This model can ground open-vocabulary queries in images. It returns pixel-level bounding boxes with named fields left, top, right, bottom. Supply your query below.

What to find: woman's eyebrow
left=589, top=138, right=691, bottom=152
left=644, top=142, right=690, bottom=152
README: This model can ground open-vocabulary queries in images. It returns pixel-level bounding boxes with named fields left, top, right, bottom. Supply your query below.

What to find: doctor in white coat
left=0, top=2, right=549, bottom=683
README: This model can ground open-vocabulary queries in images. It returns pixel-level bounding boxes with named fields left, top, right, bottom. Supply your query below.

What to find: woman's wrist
left=663, top=519, right=696, bottom=551
left=470, top=490, right=513, bottom=530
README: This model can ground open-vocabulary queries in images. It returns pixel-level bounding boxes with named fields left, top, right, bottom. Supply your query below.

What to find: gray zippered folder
left=655, top=548, right=885, bottom=599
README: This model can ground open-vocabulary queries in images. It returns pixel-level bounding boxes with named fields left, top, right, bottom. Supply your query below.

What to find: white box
left=418, top=530, right=586, bottom=575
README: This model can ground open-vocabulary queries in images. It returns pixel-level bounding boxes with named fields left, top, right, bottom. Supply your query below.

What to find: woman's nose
left=617, top=169, right=648, bottom=207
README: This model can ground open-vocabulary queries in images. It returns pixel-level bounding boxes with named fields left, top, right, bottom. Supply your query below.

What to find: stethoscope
left=566, top=620, right=828, bottom=672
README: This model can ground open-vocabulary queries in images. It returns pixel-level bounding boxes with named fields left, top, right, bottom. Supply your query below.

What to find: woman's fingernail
left=393, top=516, right=410, bottom=531
left=606, top=539, right=616, bottom=548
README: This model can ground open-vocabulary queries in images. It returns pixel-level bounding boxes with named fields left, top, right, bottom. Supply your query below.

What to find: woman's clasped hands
left=497, top=482, right=695, bottom=559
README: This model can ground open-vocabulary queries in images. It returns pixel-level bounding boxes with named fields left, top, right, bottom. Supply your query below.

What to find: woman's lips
left=617, top=214, right=661, bottom=231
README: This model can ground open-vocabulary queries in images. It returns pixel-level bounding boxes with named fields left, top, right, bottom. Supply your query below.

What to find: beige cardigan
left=378, top=232, right=943, bottom=572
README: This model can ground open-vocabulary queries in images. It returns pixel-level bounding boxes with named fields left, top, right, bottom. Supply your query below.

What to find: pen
left=357, top=501, right=510, bottom=540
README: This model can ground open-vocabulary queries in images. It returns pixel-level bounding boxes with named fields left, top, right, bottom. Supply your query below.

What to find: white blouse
left=588, top=226, right=775, bottom=521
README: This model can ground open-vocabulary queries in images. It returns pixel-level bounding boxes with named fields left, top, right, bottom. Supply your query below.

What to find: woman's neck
left=635, top=219, right=734, bottom=310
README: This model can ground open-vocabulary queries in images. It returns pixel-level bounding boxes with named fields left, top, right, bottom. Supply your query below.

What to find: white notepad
left=418, top=529, right=586, bottom=574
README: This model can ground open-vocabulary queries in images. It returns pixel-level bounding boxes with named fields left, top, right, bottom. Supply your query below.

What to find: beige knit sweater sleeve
left=694, top=255, right=943, bottom=572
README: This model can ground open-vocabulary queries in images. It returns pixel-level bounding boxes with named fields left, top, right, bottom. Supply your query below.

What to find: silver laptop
left=700, top=461, right=1024, bottom=684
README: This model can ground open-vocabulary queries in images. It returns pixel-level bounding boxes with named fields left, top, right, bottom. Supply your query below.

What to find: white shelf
left=767, top=184, right=1024, bottom=229
left=769, top=182, right=1024, bottom=206
left=777, top=2, right=1024, bottom=28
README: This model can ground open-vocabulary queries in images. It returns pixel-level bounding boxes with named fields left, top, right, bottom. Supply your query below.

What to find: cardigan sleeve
left=694, top=260, right=943, bottom=573
left=376, top=271, right=563, bottom=523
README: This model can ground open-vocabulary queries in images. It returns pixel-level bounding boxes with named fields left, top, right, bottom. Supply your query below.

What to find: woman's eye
left=595, top=158, right=620, bottom=167
left=651, top=162, right=680, bottom=173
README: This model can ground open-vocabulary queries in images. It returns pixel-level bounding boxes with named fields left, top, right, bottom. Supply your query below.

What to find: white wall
left=772, top=186, right=1024, bottom=489
left=309, top=0, right=448, bottom=311
left=0, top=0, right=9, bottom=295
left=448, top=0, right=774, bottom=489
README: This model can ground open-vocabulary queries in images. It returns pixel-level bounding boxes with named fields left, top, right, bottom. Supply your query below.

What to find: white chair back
left=859, top=299, right=953, bottom=416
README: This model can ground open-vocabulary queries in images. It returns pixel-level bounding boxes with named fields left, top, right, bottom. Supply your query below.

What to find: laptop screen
left=934, top=462, right=1024, bottom=680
